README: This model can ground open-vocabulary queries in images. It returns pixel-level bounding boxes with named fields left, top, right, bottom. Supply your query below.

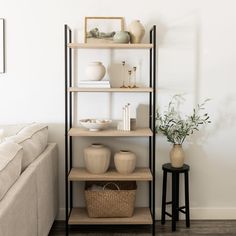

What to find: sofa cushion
left=0, top=129, right=4, bottom=143
left=0, top=123, right=31, bottom=141
left=0, top=141, right=23, bottom=201
left=6, top=123, right=48, bottom=171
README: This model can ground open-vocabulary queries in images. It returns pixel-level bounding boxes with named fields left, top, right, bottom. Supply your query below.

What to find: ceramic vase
left=114, top=150, right=136, bottom=174
left=128, top=20, right=145, bottom=44
left=85, top=62, right=106, bottom=81
left=170, top=144, right=185, bottom=168
left=113, top=31, right=130, bottom=43
left=84, top=143, right=111, bottom=174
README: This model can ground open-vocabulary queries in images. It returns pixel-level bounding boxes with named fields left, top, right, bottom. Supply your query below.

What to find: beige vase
left=128, top=20, right=145, bottom=44
left=85, top=61, right=106, bottom=81
left=114, top=150, right=136, bottom=174
left=84, top=143, right=111, bottom=174
left=170, top=144, right=185, bottom=168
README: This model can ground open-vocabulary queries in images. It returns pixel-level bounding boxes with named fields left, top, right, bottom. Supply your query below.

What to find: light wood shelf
left=68, top=43, right=153, bottom=49
left=68, top=127, right=153, bottom=137
left=69, top=168, right=152, bottom=181
left=68, top=87, right=153, bottom=93
left=68, top=207, right=153, bottom=225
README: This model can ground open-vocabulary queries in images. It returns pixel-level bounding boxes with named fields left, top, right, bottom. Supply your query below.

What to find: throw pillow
left=6, top=123, right=48, bottom=171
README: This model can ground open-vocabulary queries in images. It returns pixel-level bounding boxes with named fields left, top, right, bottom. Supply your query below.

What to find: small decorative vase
left=84, top=143, right=111, bottom=174
left=85, top=62, right=106, bottom=81
left=114, top=150, right=136, bottom=174
left=128, top=20, right=145, bottom=44
left=170, top=144, right=185, bottom=168
left=113, top=31, right=130, bottom=43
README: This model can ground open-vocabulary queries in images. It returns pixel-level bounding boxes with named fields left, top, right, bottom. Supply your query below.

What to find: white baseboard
left=57, top=207, right=236, bottom=221
left=156, top=207, right=236, bottom=220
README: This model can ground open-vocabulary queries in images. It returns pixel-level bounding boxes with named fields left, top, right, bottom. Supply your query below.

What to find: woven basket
left=85, top=181, right=137, bottom=218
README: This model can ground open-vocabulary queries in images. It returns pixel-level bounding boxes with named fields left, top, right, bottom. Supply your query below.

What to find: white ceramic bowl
left=80, top=119, right=112, bottom=131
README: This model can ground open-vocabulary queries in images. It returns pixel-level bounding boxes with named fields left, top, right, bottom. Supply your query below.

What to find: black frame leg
left=161, top=170, right=167, bottom=224
left=176, top=173, right=179, bottom=221
left=172, top=172, right=177, bottom=231
left=185, top=171, right=190, bottom=227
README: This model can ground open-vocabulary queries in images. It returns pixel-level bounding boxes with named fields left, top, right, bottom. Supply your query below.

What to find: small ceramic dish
left=79, top=119, right=112, bottom=131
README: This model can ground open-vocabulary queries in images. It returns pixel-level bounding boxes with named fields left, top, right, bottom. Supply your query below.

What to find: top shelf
left=67, top=43, right=153, bottom=49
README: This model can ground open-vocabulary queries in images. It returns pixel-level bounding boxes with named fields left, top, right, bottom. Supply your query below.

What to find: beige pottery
left=84, top=143, right=111, bottom=174
left=170, top=144, right=184, bottom=168
left=114, top=150, right=136, bottom=174
left=128, top=20, right=145, bottom=44
left=85, top=62, right=106, bottom=81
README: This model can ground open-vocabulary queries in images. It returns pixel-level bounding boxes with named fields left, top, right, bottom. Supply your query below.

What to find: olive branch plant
left=155, top=95, right=211, bottom=145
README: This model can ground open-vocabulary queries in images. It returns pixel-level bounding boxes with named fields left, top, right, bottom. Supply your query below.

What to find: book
left=79, top=80, right=110, bottom=84
left=78, top=80, right=111, bottom=88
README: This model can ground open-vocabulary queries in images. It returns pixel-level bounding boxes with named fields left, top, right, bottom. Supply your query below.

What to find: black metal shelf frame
left=65, top=24, right=157, bottom=236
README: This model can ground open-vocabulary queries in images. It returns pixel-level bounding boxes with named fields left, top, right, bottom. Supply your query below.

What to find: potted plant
left=155, top=95, right=211, bottom=168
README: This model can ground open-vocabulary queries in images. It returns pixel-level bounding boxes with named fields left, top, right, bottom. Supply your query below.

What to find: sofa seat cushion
left=0, top=141, right=23, bottom=201
left=6, top=123, right=48, bottom=171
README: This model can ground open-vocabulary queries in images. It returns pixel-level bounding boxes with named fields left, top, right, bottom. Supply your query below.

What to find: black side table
left=161, top=163, right=190, bottom=231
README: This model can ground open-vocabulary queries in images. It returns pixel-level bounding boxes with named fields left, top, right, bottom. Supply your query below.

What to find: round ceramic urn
left=84, top=143, right=111, bottom=174
left=128, top=20, right=145, bottom=44
left=85, top=62, right=106, bottom=81
left=114, top=150, right=136, bottom=174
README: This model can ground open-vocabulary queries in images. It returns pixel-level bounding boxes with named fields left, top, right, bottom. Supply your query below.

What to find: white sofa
left=0, top=124, right=58, bottom=236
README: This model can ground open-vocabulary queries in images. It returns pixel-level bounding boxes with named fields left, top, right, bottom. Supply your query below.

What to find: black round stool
left=161, top=163, right=190, bottom=231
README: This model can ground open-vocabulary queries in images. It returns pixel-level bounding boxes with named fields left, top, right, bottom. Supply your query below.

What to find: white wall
left=0, top=0, right=236, bottom=220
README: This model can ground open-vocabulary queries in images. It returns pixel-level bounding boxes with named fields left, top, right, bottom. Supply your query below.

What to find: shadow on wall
left=210, top=94, right=236, bottom=134
left=155, top=11, right=202, bottom=102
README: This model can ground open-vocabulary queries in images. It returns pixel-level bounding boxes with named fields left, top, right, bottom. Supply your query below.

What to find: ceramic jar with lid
left=84, top=143, right=111, bottom=174
left=114, top=150, right=136, bottom=174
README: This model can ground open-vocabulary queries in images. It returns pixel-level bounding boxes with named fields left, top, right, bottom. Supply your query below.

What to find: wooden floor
left=49, top=220, right=236, bottom=235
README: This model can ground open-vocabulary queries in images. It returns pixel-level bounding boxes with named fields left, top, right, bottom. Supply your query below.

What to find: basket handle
left=103, top=182, right=120, bottom=191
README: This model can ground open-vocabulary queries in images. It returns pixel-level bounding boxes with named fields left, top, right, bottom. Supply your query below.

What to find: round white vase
left=114, top=150, right=136, bottom=174
left=85, top=62, right=106, bottom=81
left=84, top=143, right=111, bottom=174
left=170, top=144, right=185, bottom=168
left=128, top=20, right=145, bottom=44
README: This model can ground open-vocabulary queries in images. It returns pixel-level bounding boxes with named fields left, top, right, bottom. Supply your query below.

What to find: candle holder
left=120, top=61, right=127, bottom=88
left=128, top=70, right=132, bottom=88
left=132, top=66, right=138, bottom=88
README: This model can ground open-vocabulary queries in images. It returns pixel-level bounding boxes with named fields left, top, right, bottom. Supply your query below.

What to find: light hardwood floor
left=49, top=220, right=236, bottom=236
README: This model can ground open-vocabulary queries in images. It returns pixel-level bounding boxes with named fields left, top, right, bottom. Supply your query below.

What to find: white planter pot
left=114, top=150, right=136, bottom=174
left=85, top=62, right=106, bottom=81
left=84, top=143, right=111, bottom=174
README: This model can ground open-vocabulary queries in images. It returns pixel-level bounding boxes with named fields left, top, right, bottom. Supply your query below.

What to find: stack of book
left=78, top=80, right=111, bottom=88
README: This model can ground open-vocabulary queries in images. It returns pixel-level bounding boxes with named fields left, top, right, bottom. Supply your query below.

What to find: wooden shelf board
left=68, top=43, right=153, bottom=49
left=68, top=128, right=153, bottom=137
left=69, top=168, right=152, bottom=181
left=68, top=87, right=153, bottom=93
left=68, top=207, right=153, bottom=225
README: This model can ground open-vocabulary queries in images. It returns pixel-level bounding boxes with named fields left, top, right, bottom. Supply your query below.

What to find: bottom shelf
left=69, top=207, right=153, bottom=225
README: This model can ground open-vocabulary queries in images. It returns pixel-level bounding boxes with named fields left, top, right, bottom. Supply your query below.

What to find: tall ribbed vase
left=170, top=144, right=184, bottom=168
